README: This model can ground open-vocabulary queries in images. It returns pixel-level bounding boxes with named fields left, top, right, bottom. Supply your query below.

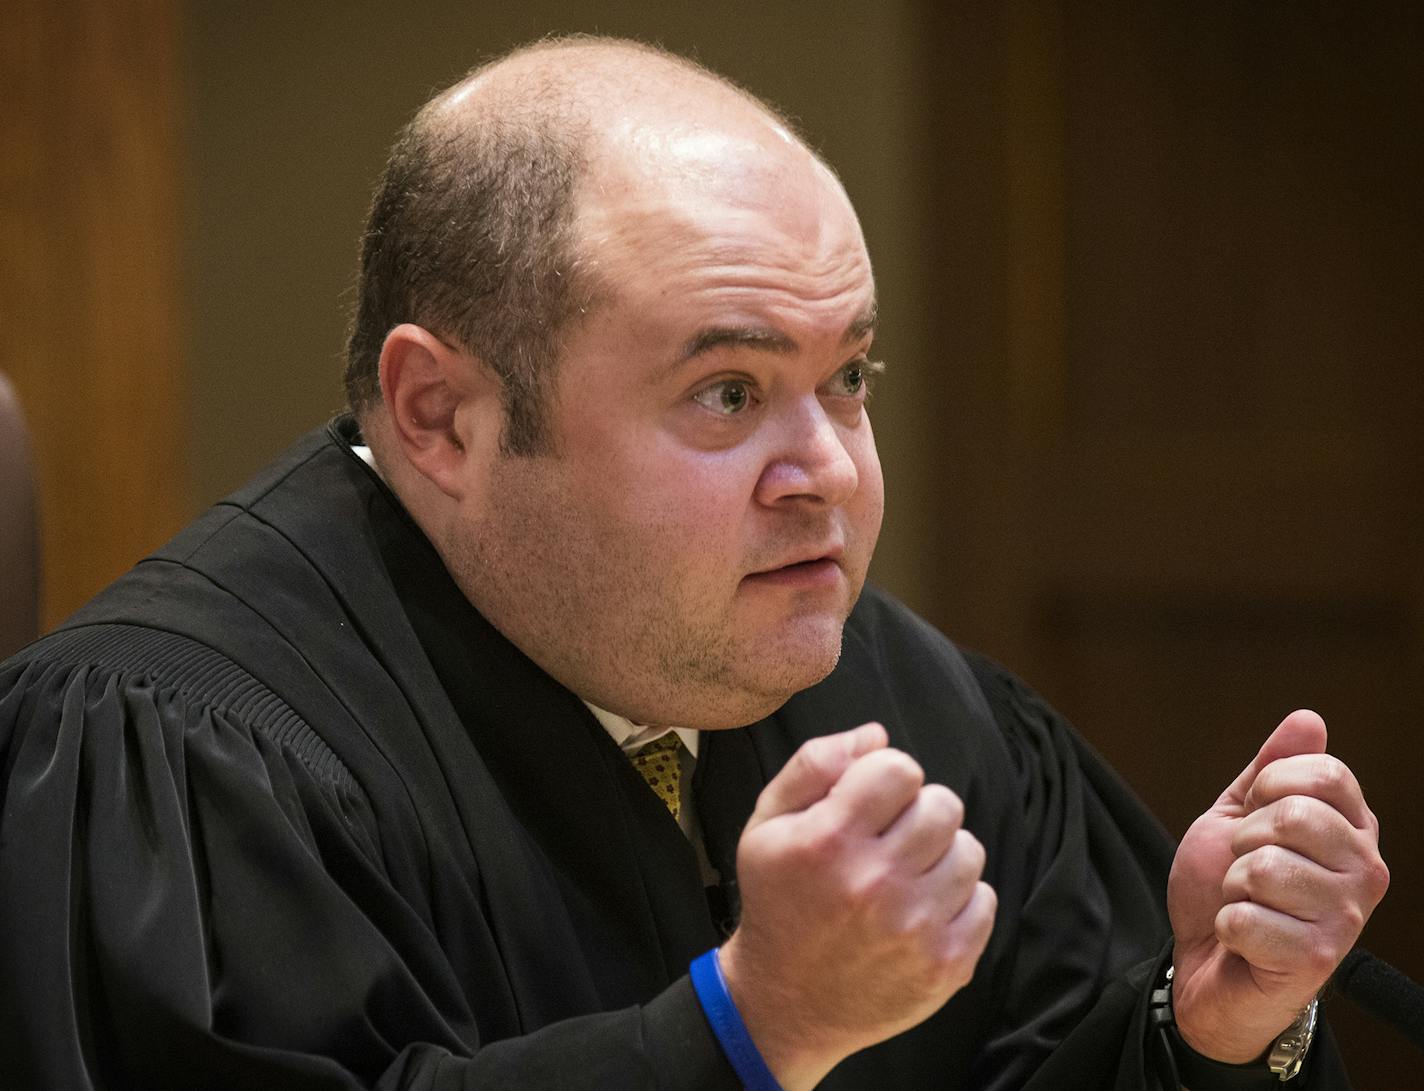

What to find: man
left=0, top=37, right=1386, bottom=1089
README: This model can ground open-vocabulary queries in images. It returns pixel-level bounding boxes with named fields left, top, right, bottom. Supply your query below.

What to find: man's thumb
left=750, top=721, right=888, bottom=824
left=1226, top=709, right=1328, bottom=804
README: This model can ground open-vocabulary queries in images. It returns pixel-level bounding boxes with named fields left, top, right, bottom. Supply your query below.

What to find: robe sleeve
left=961, top=651, right=1354, bottom=1090
left=0, top=655, right=736, bottom=1090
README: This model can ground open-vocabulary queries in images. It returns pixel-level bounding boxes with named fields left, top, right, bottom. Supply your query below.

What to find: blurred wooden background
left=5, top=0, right=1420, bottom=1082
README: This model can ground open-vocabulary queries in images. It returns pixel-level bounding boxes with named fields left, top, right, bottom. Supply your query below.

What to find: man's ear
left=378, top=323, right=500, bottom=499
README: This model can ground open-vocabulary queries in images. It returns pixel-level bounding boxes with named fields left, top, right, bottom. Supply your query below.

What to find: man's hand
left=718, top=723, right=996, bottom=1090
left=1168, top=710, right=1389, bottom=1063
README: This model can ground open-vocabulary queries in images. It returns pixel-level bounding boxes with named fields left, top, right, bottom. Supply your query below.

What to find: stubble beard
left=648, top=600, right=849, bottom=728
left=440, top=499, right=854, bottom=730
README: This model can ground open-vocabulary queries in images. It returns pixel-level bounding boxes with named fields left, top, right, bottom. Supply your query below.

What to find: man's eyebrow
left=679, top=325, right=796, bottom=361
left=676, top=300, right=880, bottom=364
left=846, top=300, right=878, bottom=344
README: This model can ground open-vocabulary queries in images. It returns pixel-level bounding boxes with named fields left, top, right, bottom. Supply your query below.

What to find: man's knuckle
left=1252, top=765, right=1279, bottom=798
left=1244, top=848, right=1274, bottom=888
left=1228, top=824, right=1255, bottom=858
left=1273, top=796, right=1311, bottom=837
left=958, top=831, right=987, bottom=877
left=889, top=905, right=931, bottom=945
left=982, top=881, right=999, bottom=914
left=882, top=749, right=926, bottom=790
left=801, top=821, right=847, bottom=866
left=798, top=737, right=840, bottom=781
left=921, top=783, right=963, bottom=827
left=927, top=937, right=965, bottom=980
left=1369, top=857, right=1392, bottom=896
left=935, top=919, right=988, bottom=992
left=844, top=861, right=893, bottom=910
left=1312, top=756, right=1348, bottom=795
left=1215, top=901, right=1247, bottom=940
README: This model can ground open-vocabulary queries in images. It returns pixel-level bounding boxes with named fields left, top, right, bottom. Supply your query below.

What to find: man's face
left=446, top=132, right=884, bottom=729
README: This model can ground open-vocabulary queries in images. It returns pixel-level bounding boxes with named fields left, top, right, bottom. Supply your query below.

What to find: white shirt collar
left=585, top=703, right=700, bottom=759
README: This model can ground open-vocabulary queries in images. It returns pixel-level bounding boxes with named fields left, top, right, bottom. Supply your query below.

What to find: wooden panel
left=921, top=0, right=1423, bottom=1080
left=1056, top=431, right=1418, bottom=593
left=1047, top=591, right=1415, bottom=837
left=1049, top=6, right=1423, bottom=1082
left=1, top=0, right=189, bottom=628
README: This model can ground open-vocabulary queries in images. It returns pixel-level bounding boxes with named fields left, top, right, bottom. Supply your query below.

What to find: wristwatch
left=1267, top=998, right=1319, bottom=1081
left=1150, top=964, right=1320, bottom=1085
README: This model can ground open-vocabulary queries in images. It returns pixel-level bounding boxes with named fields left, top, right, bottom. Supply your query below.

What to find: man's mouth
left=743, top=549, right=845, bottom=589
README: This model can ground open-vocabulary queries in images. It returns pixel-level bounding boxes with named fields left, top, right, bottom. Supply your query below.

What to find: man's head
left=347, top=37, right=784, bottom=455
left=360, top=37, right=885, bottom=729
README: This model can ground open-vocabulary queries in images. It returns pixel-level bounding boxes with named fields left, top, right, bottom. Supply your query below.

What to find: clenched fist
left=719, top=723, right=997, bottom=1089
left=1169, top=710, right=1389, bottom=1064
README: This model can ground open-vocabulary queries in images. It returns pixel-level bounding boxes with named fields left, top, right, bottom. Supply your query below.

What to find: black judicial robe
left=0, top=420, right=1351, bottom=1089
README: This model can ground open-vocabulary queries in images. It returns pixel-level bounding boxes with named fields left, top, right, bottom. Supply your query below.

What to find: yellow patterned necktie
left=629, top=733, right=683, bottom=821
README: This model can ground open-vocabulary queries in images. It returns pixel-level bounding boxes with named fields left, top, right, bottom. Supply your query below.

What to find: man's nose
left=753, top=400, right=860, bottom=508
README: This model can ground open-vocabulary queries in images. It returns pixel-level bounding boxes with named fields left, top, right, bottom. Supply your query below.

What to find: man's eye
left=830, top=360, right=874, bottom=397
left=692, top=380, right=753, bottom=415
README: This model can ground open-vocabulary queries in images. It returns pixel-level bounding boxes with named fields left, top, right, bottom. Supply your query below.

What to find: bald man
left=0, top=37, right=1385, bottom=1090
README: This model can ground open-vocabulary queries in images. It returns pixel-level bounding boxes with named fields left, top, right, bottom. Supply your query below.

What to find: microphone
left=1333, top=948, right=1424, bottom=1053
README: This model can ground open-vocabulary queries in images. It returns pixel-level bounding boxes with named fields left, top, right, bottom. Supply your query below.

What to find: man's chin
left=722, top=621, right=845, bottom=721
left=633, top=612, right=850, bottom=731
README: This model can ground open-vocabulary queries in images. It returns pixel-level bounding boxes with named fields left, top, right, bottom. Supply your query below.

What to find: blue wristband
left=689, top=947, right=784, bottom=1091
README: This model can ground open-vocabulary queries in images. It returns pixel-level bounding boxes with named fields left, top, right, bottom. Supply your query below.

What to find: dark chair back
left=0, top=374, right=41, bottom=659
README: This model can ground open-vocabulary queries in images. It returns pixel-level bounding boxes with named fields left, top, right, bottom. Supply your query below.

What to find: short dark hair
left=343, top=61, right=592, bottom=455
left=343, top=37, right=814, bottom=455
